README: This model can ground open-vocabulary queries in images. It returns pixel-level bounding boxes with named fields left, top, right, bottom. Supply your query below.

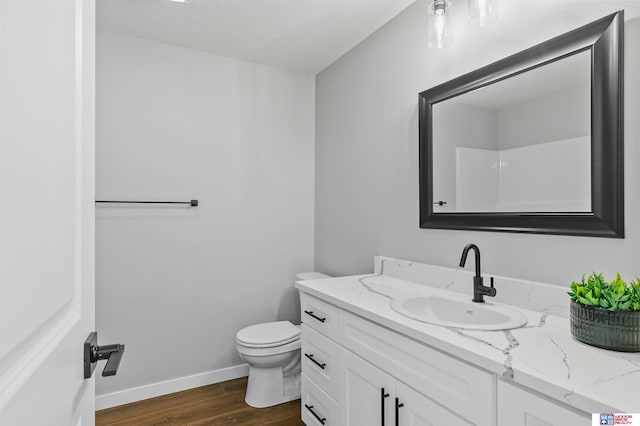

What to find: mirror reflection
left=432, top=50, right=591, bottom=213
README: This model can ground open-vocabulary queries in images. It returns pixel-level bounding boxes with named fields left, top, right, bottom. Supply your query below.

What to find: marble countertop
left=295, top=257, right=640, bottom=414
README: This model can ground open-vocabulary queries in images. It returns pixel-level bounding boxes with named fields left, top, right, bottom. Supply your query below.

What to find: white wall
left=96, top=31, right=314, bottom=400
left=455, top=138, right=591, bottom=212
left=315, top=2, right=640, bottom=286
left=498, top=137, right=591, bottom=211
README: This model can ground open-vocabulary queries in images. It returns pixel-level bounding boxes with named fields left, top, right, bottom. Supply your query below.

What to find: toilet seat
left=236, top=338, right=301, bottom=357
left=236, top=321, right=301, bottom=349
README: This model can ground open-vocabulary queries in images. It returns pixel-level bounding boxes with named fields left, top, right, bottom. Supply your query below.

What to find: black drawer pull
left=395, top=398, right=404, bottom=426
left=304, top=310, right=327, bottom=323
left=304, top=353, right=327, bottom=369
left=381, top=387, right=390, bottom=426
left=305, top=404, right=326, bottom=425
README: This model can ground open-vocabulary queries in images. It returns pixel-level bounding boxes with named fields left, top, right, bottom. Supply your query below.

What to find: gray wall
left=433, top=102, right=497, bottom=211
left=96, top=31, right=315, bottom=397
left=315, top=1, right=640, bottom=286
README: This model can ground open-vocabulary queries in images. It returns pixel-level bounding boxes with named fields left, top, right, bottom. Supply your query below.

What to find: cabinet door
left=339, top=347, right=395, bottom=426
left=396, top=382, right=474, bottom=426
left=498, top=381, right=590, bottom=426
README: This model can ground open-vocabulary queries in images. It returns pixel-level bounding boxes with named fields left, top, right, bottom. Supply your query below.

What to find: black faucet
left=459, top=243, right=496, bottom=303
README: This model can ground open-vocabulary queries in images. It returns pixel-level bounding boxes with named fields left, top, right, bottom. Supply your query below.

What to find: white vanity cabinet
left=299, top=292, right=591, bottom=426
left=300, top=293, right=493, bottom=426
left=497, top=381, right=590, bottom=426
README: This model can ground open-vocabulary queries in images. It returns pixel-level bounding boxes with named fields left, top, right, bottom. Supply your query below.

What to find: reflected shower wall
left=456, top=136, right=590, bottom=212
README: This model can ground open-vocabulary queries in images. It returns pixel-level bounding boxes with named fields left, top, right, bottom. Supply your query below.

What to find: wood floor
left=96, top=377, right=304, bottom=425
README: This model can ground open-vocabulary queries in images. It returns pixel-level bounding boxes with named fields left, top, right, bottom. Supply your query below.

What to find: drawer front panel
left=302, top=324, right=340, bottom=398
left=301, top=293, right=339, bottom=340
left=301, top=374, right=338, bottom=426
left=339, top=310, right=494, bottom=426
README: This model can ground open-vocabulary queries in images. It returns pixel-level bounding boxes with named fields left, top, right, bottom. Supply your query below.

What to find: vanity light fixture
left=428, top=0, right=498, bottom=48
left=468, top=0, right=497, bottom=27
left=428, top=0, right=453, bottom=49
left=167, top=0, right=191, bottom=3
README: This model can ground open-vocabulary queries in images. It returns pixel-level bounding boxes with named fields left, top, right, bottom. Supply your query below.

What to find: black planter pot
left=570, top=301, right=640, bottom=352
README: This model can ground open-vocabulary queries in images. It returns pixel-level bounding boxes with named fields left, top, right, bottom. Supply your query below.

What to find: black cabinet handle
left=304, top=310, right=327, bottom=323
left=304, top=353, right=327, bottom=370
left=381, top=387, right=390, bottom=426
left=395, top=397, right=404, bottom=426
left=305, top=404, right=326, bottom=425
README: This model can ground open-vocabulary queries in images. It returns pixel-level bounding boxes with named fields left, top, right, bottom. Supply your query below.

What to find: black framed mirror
left=418, top=11, right=624, bottom=238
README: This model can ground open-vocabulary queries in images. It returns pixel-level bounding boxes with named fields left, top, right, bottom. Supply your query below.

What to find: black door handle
left=84, top=331, right=125, bottom=379
left=97, top=344, right=125, bottom=376
left=395, top=397, right=404, bottom=426
left=304, top=404, right=326, bottom=425
left=381, top=387, right=390, bottom=426
left=304, top=310, right=326, bottom=323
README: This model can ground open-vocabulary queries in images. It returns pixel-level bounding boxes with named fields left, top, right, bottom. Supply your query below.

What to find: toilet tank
left=296, top=272, right=331, bottom=281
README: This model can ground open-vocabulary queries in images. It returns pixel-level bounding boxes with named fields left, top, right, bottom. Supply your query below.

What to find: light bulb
left=434, top=12, right=446, bottom=47
left=428, top=1, right=452, bottom=49
left=468, top=0, right=497, bottom=27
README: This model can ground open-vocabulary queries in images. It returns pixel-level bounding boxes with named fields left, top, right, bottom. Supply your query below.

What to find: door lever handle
left=96, top=343, right=125, bottom=376
left=84, top=332, right=125, bottom=379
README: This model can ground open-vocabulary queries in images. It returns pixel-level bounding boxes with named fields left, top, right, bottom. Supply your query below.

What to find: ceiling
left=97, top=0, right=417, bottom=74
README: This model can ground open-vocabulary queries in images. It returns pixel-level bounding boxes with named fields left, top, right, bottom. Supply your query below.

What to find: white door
left=339, top=348, right=394, bottom=426
left=0, top=0, right=96, bottom=424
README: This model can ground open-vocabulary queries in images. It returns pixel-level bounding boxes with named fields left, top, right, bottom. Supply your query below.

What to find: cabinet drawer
left=301, top=373, right=338, bottom=426
left=339, top=310, right=495, bottom=426
left=301, top=293, right=339, bottom=340
left=498, top=380, right=590, bottom=426
left=301, top=324, right=340, bottom=398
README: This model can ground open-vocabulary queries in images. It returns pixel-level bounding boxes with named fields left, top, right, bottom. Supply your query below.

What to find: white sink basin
left=390, top=295, right=528, bottom=330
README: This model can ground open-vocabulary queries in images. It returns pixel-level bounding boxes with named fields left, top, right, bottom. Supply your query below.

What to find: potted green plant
left=568, top=272, right=640, bottom=352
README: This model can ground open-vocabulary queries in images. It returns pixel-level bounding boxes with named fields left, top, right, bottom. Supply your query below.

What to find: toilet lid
left=236, top=321, right=301, bottom=348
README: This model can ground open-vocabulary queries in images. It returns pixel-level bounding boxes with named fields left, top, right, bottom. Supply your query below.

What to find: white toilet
left=236, top=272, right=330, bottom=408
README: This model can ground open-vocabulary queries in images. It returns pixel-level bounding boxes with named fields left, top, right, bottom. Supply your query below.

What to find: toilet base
left=244, top=366, right=301, bottom=408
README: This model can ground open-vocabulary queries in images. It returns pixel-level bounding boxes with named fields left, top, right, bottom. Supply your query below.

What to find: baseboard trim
left=95, top=364, right=249, bottom=411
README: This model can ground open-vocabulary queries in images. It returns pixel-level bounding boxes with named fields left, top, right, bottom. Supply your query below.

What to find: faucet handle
left=485, top=277, right=497, bottom=298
